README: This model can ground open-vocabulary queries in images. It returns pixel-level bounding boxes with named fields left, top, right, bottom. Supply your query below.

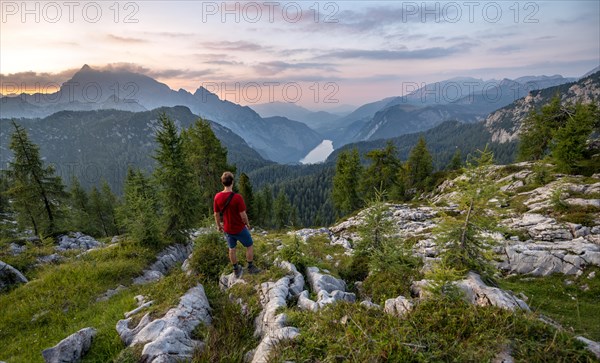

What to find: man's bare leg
left=246, top=245, right=254, bottom=263
left=229, top=248, right=237, bottom=265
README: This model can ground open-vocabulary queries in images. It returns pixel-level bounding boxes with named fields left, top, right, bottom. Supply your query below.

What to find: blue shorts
left=225, top=227, right=254, bottom=249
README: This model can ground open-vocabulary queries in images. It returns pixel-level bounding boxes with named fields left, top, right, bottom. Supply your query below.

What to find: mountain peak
left=80, top=64, right=93, bottom=72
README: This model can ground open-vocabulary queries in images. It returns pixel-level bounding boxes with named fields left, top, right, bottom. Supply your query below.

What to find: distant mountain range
left=328, top=70, right=600, bottom=167
left=0, top=106, right=272, bottom=192
left=0, top=65, right=321, bottom=164
left=251, top=101, right=344, bottom=135
left=1, top=64, right=596, bottom=174
left=325, top=74, right=578, bottom=147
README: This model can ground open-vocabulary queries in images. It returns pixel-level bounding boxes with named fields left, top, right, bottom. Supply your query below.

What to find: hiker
left=214, top=171, right=260, bottom=278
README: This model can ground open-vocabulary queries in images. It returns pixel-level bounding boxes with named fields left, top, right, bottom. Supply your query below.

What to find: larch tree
left=6, top=121, right=67, bottom=236
left=406, top=136, right=433, bottom=192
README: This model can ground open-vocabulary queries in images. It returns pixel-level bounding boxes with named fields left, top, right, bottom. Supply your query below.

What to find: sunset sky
left=1, top=1, right=599, bottom=108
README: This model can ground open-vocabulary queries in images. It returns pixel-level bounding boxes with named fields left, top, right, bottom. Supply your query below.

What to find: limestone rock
left=507, top=214, right=573, bottom=241
left=141, top=326, right=204, bottom=363
left=276, top=260, right=305, bottom=298
left=455, top=272, right=530, bottom=311
left=42, top=327, right=96, bottom=363
left=500, top=238, right=600, bottom=276
left=576, top=336, right=600, bottom=359
left=56, top=232, right=102, bottom=252
left=566, top=198, right=600, bottom=209
left=297, top=290, right=318, bottom=311
left=305, top=266, right=346, bottom=293
left=360, top=300, right=381, bottom=309
left=289, top=228, right=330, bottom=243
left=219, top=271, right=246, bottom=290
left=133, top=243, right=193, bottom=285
left=250, top=275, right=300, bottom=363
left=251, top=327, right=300, bottom=363
left=8, top=242, right=26, bottom=255
left=116, top=285, right=211, bottom=363
left=384, top=296, right=413, bottom=317
left=0, top=260, right=28, bottom=290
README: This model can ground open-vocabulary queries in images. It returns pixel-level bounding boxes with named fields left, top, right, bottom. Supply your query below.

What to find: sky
left=1, top=1, right=599, bottom=109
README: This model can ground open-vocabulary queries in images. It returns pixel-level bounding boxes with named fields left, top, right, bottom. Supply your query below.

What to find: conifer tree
left=69, top=176, right=92, bottom=234
left=6, top=121, right=67, bottom=236
left=100, top=180, right=120, bottom=235
left=238, top=173, right=255, bottom=221
left=182, top=118, right=235, bottom=216
left=332, top=148, right=363, bottom=216
left=154, top=113, right=201, bottom=243
left=518, top=95, right=563, bottom=161
left=551, top=103, right=599, bottom=173
left=118, top=168, right=161, bottom=246
left=406, top=136, right=433, bottom=192
left=89, top=187, right=109, bottom=237
left=433, top=145, right=500, bottom=279
left=263, top=185, right=274, bottom=228
left=273, top=190, right=291, bottom=229
left=253, top=191, right=265, bottom=227
left=360, top=141, right=400, bottom=201
left=448, top=149, right=463, bottom=171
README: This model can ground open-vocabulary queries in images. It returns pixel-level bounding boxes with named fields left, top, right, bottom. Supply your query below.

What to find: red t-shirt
left=214, top=192, right=246, bottom=234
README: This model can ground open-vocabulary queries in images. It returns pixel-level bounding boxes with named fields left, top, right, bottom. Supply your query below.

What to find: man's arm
left=214, top=212, right=224, bottom=232
left=240, top=211, right=251, bottom=230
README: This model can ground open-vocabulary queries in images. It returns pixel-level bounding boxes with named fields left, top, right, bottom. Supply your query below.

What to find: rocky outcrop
left=8, top=242, right=26, bottom=255
left=516, top=179, right=600, bottom=213
left=290, top=228, right=330, bottom=242
left=276, top=260, right=304, bottom=298
left=218, top=271, right=246, bottom=290
left=42, top=327, right=96, bottom=363
left=56, top=232, right=102, bottom=252
left=500, top=238, right=600, bottom=276
left=0, top=260, right=28, bottom=290
left=133, top=243, right=193, bottom=285
left=384, top=296, right=413, bottom=317
left=500, top=214, right=600, bottom=276
left=455, top=272, right=530, bottom=311
left=247, top=265, right=302, bottom=363
left=116, top=285, right=211, bottom=363
left=297, top=267, right=355, bottom=311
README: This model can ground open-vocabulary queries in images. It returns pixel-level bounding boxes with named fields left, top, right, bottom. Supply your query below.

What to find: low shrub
left=189, top=232, right=229, bottom=282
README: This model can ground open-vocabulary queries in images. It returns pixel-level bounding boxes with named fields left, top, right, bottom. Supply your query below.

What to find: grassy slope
left=1, top=204, right=599, bottom=362
left=499, top=268, right=600, bottom=341
left=0, top=239, right=199, bottom=363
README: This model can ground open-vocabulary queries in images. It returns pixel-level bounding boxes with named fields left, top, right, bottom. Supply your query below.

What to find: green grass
left=499, top=268, right=600, bottom=341
left=273, top=294, right=595, bottom=362
left=192, top=283, right=260, bottom=362
left=0, top=239, right=160, bottom=363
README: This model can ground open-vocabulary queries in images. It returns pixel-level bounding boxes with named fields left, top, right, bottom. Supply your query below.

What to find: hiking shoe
left=247, top=265, right=261, bottom=274
left=233, top=264, right=243, bottom=278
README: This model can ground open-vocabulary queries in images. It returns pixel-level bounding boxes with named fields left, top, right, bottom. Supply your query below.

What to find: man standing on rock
left=214, top=171, right=260, bottom=278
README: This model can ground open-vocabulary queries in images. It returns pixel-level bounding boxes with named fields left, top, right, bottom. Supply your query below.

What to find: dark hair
left=221, top=171, right=234, bottom=187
